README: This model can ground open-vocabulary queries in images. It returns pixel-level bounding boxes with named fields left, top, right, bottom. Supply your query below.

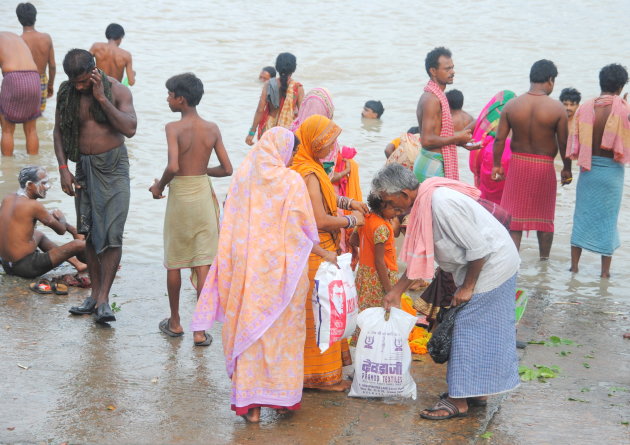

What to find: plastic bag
left=349, top=307, right=417, bottom=399
left=312, top=253, right=358, bottom=353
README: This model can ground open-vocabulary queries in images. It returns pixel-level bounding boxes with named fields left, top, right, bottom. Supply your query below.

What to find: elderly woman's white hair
left=371, top=163, right=419, bottom=196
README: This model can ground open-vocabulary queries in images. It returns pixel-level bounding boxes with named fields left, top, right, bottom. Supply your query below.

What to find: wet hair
left=262, top=66, right=276, bottom=78
left=63, top=49, right=96, bottom=79
left=16, top=2, right=36, bottom=27
left=105, top=23, right=125, bottom=40
left=166, top=73, right=204, bottom=106
left=367, top=192, right=385, bottom=216
left=372, top=163, right=419, bottom=196
left=407, top=126, right=420, bottom=134
left=599, top=64, right=629, bottom=93
left=529, top=59, right=558, bottom=83
left=275, top=52, right=297, bottom=98
left=425, top=47, right=452, bottom=76
left=559, top=87, right=581, bottom=104
left=446, top=89, right=464, bottom=110
left=18, top=166, right=42, bottom=188
left=364, top=100, right=384, bottom=118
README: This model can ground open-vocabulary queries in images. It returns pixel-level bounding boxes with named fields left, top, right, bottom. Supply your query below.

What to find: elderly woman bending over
left=374, top=163, right=520, bottom=420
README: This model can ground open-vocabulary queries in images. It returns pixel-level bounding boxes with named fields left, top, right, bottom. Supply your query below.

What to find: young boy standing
left=150, top=73, right=233, bottom=346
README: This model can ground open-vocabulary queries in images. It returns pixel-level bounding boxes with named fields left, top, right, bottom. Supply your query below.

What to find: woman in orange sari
left=292, top=115, right=368, bottom=390
left=191, top=127, right=335, bottom=422
left=245, top=52, right=305, bottom=145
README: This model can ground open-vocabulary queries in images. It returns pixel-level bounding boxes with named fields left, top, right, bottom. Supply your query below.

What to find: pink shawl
left=400, top=177, right=480, bottom=280
left=424, top=80, right=459, bottom=180
left=567, top=95, right=630, bottom=170
left=190, top=127, right=319, bottom=377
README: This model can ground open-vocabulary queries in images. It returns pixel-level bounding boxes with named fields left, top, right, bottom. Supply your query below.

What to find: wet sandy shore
left=1, top=264, right=628, bottom=445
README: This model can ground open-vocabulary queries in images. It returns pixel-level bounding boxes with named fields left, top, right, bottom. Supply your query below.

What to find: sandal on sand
left=194, top=332, right=213, bottom=346
left=29, top=278, right=52, bottom=294
left=159, top=318, right=184, bottom=337
left=420, top=398, right=468, bottom=420
left=51, top=281, right=69, bottom=295
left=440, top=392, right=487, bottom=407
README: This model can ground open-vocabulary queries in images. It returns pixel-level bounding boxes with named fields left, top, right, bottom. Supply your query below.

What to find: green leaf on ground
left=480, top=432, right=493, bottom=439
left=519, top=364, right=560, bottom=382
left=584, top=354, right=594, bottom=359
left=621, top=421, right=629, bottom=426
left=568, top=397, right=589, bottom=403
left=558, top=351, right=571, bottom=357
left=529, top=337, right=575, bottom=347
left=580, top=387, right=591, bottom=392
left=527, top=340, right=546, bottom=345
left=582, top=362, right=591, bottom=369
left=609, top=386, right=629, bottom=393
left=111, top=302, right=122, bottom=313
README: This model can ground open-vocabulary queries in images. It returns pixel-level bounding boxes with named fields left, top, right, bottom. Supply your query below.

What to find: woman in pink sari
left=191, top=127, right=334, bottom=422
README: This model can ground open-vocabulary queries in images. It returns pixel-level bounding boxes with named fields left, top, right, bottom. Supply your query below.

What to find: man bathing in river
left=492, top=59, right=571, bottom=260
left=90, top=23, right=135, bottom=86
left=0, top=166, right=86, bottom=279
left=54, top=49, right=136, bottom=323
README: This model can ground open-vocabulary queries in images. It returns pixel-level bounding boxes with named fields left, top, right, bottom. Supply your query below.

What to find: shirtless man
left=54, top=49, right=136, bottom=323
left=17, top=3, right=55, bottom=112
left=0, top=32, right=40, bottom=156
left=559, top=87, right=581, bottom=129
left=150, top=73, right=233, bottom=345
left=416, top=47, right=478, bottom=182
left=492, top=59, right=571, bottom=259
left=0, top=166, right=85, bottom=279
left=89, top=23, right=135, bottom=86
left=446, top=89, right=475, bottom=132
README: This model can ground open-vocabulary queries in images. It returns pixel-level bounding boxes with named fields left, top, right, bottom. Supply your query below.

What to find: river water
left=1, top=0, right=629, bottom=306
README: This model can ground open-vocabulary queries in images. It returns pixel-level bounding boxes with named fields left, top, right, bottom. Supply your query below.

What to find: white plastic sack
left=349, top=307, right=417, bottom=399
left=312, top=253, right=358, bottom=353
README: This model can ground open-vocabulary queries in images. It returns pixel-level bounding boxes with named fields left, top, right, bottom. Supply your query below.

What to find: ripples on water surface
left=0, top=0, right=628, bottom=304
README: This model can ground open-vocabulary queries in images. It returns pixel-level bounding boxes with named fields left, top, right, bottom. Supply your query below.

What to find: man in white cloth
left=374, top=163, right=520, bottom=420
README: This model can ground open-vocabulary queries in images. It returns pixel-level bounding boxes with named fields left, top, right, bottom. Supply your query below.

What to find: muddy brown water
left=1, top=1, right=629, bottom=443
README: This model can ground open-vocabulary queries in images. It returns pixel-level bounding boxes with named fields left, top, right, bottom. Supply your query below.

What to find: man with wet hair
left=16, top=3, right=56, bottom=117
left=89, top=23, right=135, bottom=86
left=55, top=48, right=137, bottom=323
left=567, top=64, right=629, bottom=278
left=559, top=87, right=581, bottom=126
left=0, top=166, right=86, bottom=279
left=258, top=66, right=276, bottom=82
left=446, top=89, right=474, bottom=132
left=361, top=100, right=384, bottom=119
left=415, top=47, right=477, bottom=183
left=0, top=31, right=41, bottom=156
left=492, top=59, right=571, bottom=260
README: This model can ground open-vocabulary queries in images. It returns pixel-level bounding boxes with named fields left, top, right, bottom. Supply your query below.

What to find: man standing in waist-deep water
left=54, top=49, right=136, bottom=323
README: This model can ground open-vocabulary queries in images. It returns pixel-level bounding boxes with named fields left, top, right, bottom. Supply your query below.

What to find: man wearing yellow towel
left=150, top=73, right=233, bottom=346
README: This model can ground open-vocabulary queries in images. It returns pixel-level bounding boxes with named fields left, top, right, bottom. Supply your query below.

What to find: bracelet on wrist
left=59, top=165, right=68, bottom=170
left=248, top=129, right=256, bottom=136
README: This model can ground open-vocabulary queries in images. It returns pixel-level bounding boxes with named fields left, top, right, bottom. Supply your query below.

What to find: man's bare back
left=89, top=42, right=134, bottom=85
left=0, top=32, right=37, bottom=73
left=169, top=117, right=221, bottom=176
left=0, top=194, right=46, bottom=261
left=21, top=31, right=54, bottom=75
left=501, top=94, right=567, bottom=157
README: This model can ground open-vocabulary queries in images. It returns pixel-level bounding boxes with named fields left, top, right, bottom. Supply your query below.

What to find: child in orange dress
left=350, top=193, right=400, bottom=343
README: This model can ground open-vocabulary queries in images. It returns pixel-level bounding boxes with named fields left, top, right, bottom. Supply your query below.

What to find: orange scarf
left=292, top=115, right=342, bottom=215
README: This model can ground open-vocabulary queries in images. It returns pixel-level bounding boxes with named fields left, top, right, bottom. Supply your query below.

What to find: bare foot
left=193, top=330, right=208, bottom=344
left=310, top=380, right=351, bottom=392
left=420, top=397, right=468, bottom=419
left=68, top=257, right=88, bottom=273
left=241, top=407, right=260, bottom=423
left=601, top=272, right=611, bottom=279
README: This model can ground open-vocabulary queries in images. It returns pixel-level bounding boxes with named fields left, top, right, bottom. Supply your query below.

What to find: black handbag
left=427, top=302, right=467, bottom=364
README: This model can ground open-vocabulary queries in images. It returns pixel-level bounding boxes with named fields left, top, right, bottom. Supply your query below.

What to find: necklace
left=527, top=91, right=546, bottom=96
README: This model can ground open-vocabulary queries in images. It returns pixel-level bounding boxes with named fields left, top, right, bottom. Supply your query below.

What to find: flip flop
left=51, top=281, right=69, bottom=295
left=420, top=398, right=468, bottom=420
left=159, top=318, right=183, bottom=337
left=194, top=332, right=213, bottom=347
left=440, top=392, right=487, bottom=407
left=29, top=278, right=52, bottom=294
